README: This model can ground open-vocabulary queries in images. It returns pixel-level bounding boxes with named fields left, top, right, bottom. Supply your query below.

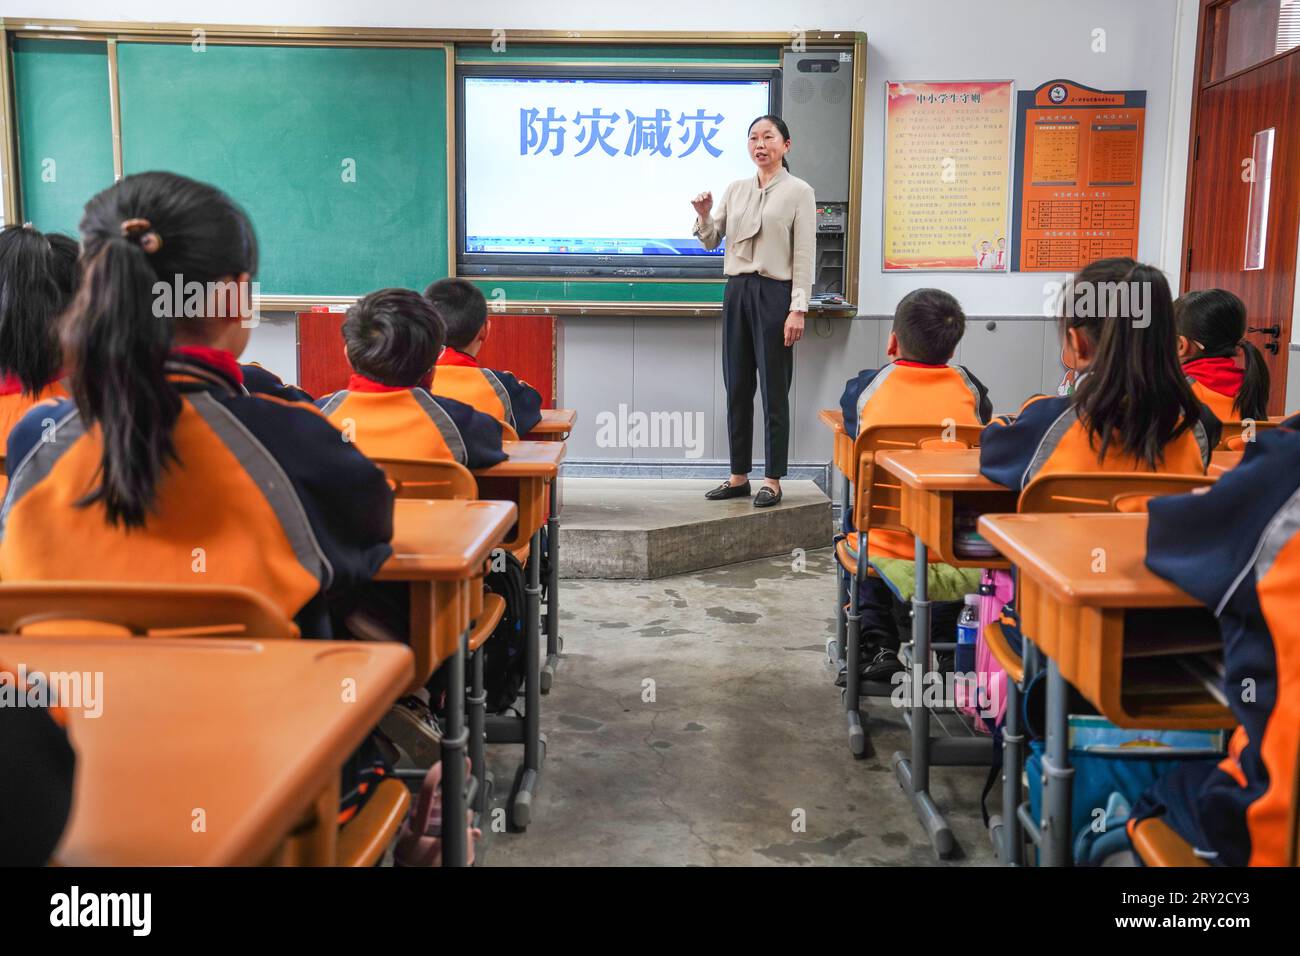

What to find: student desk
left=473, top=440, right=565, bottom=829
left=378, top=497, right=517, bottom=867
left=818, top=409, right=855, bottom=665
left=874, top=449, right=1019, bottom=858
left=526, top=408, right=577, bottom=441
left=1209, top=450, right=1243, bottom=477
left=522, top=409, right=577, bottom=694
left=0, top=635, right=413, bottom=866
left=976, top=513, right=1235, bottom=867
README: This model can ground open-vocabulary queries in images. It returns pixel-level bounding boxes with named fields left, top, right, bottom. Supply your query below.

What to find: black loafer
left=753, top=486, right=783, bottom=508
left=705, top=480, right=751, bottom=501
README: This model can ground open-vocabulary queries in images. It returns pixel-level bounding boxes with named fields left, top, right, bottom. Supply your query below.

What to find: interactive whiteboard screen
left=459, top=73, right=773, bottom=274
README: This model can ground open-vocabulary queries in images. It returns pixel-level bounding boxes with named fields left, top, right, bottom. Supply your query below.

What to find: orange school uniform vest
left=316, top=375, right=507, bottom=470
left=434, top=366, right=510, bottom=424
left=979, top=393, right=1217, bottom=491
left=432, top=348, right=543, bottom=436
left=0, top=378, right=68, bottom=449
left=0, top=351, right=394, bottom=636
left=839, top=361, right=992, bottom=560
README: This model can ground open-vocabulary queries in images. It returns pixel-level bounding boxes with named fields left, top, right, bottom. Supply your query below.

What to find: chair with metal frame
left=834, top=422, right=985, bottom=757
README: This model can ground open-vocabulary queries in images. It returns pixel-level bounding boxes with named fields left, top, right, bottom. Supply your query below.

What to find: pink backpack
left=957, top=569, right=1016, bottom=729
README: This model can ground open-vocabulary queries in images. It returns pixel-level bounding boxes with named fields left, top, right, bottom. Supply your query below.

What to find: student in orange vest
left=424, top=277, right=542, bottom=436
left=0, top=172, right=403, bottom=829
left=1174, top=288, right=1270, bottom=424
left=1134, top=415, right=1300, bottom=865
left=316, top=288, right=507, bottom=469
left=838, top=288, right=992, bottom=682
left=0, top=224, right=79, bottom=446
left=0, top=172, right=394, bottom=639
left=981, top=257, right=1220, bottom=490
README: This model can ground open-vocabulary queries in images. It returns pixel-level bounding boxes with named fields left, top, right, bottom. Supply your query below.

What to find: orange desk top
left=1209, top=451, right=1243, bottom=477
left=378, top=499, right=517, bottom=582
left=978, top=513, right=1194, bottom=609
left=530, top=409, right=577, bottom=436
left=818, top=409, right=846, bottom=434
left=0, top=636, right=414, bottom=866
left=876, top=449, right=1005, bottom=492
left=474, top=441, right=565, bottom=479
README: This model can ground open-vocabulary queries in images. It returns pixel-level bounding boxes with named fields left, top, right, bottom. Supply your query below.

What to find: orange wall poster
left=1012, top=80, right=1146, bottom=272
left=882, top=81, right=1014, bottom=272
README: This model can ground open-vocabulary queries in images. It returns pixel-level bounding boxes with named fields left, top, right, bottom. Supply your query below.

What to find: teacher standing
left=692, top=114, right=815, bottom=508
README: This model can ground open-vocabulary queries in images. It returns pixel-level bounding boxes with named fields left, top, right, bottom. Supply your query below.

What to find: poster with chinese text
left=1011, top=80, right=1146, bottom=272
left=883, top=81, right=1014, bottom=272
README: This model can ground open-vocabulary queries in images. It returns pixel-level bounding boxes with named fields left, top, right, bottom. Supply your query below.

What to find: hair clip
left=120, top=217, right=163, bottom=254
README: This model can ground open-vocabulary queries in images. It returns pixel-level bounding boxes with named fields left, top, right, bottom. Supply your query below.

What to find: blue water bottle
left=955, top=593, right=980, bottom=673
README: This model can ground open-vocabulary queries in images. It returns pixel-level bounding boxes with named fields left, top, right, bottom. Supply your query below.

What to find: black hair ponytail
left=1236, top=340, right=1270, bottom=421
left=64, top=172, right=258, bottom=528
left=748, top=114, right=792, bottom=172
left=1174, top=288, right=1270, bottom=420
left=0, top=224, right=79, bottom=394
left=1063, top=257, right=1202, bottom=468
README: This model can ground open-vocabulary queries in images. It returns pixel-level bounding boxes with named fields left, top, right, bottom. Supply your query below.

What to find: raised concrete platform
left=558, top=478, right=832, bottom=579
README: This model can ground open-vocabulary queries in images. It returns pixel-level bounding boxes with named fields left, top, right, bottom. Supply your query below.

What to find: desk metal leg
left=893, top=536, right=956, bottom=859
left=994, top=674, right=1023, bottom=865
left=468, top=645, right=489, bottom=820
left=1042, top=658, right=1073, bottom=866
left=843, top=553, right=868, bottom=757
left=510, top=527, right=546, bottom=829
left=830, top=473, right=852, bottom=668
left=542, top=478, right=560, bottom=694
left=441, top=629, right=469, bottom=867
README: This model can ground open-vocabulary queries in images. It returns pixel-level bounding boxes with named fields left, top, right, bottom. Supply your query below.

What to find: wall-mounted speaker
left=779, top=48, right=853, bottom=203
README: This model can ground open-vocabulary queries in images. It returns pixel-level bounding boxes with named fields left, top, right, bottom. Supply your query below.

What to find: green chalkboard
left=116, top=42, right=448, bottom=297
left=11, top=39, right=115, bottom=237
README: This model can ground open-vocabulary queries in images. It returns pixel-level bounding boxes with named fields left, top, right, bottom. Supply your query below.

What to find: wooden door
left=1184, top=1, right=1300, bottom=413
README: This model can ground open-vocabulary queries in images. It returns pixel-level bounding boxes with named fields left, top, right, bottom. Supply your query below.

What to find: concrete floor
left=482, top=547, right=998, bottom=866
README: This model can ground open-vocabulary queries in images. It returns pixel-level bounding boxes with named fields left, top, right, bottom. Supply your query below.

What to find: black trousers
left=722, top=273, right=794, bottom=478
left=859, top=574, right=964, bottom=654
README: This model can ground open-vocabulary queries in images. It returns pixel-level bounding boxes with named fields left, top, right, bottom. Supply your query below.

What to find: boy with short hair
left=424, top=278, right=543, bottom=436
left=837, top=288, right=992, bottom=681
left=316, top=288, right=506, bottom=470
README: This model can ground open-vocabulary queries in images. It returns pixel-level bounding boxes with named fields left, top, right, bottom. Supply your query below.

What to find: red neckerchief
left=1183, top=356, right=1243, bottom=398
left=347, top=371, right=433, bottom=393
left=171, top=346, right=244, bottom=385
left=437, top=347, right=480, bottom=368
left=0, top=370, right=66, bottom=397
left=893, top=359, right=949, bottom=369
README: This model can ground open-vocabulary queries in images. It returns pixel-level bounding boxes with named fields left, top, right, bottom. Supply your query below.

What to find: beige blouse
left=693, top=167, right=816, bottom=313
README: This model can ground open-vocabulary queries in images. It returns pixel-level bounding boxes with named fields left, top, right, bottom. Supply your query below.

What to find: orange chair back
left=1218, top=419, right=1277, bottom=451
left=1018, top=472, right=1215, bottom=515
left=372, top=457, right=478, bottom=501
left=851, top=423, right=984, bottom=534
left=0, top=581, right=298, bottom=639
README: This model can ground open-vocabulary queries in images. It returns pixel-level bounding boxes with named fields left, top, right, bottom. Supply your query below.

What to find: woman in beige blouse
left=692, top=115, right=815, bottom=507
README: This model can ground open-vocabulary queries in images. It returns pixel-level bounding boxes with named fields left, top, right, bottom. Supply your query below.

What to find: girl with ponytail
left=0, top=172, right=393, bottom=638
left=981, top=257, right=1220, bottom=490
left=1175, top=289, right=1271, bottom=423
left=0, top=224, right=79, bottom=445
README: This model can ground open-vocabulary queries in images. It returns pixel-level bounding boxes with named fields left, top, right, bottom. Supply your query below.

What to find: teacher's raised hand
left=691, top=191, right=713, bottom=218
